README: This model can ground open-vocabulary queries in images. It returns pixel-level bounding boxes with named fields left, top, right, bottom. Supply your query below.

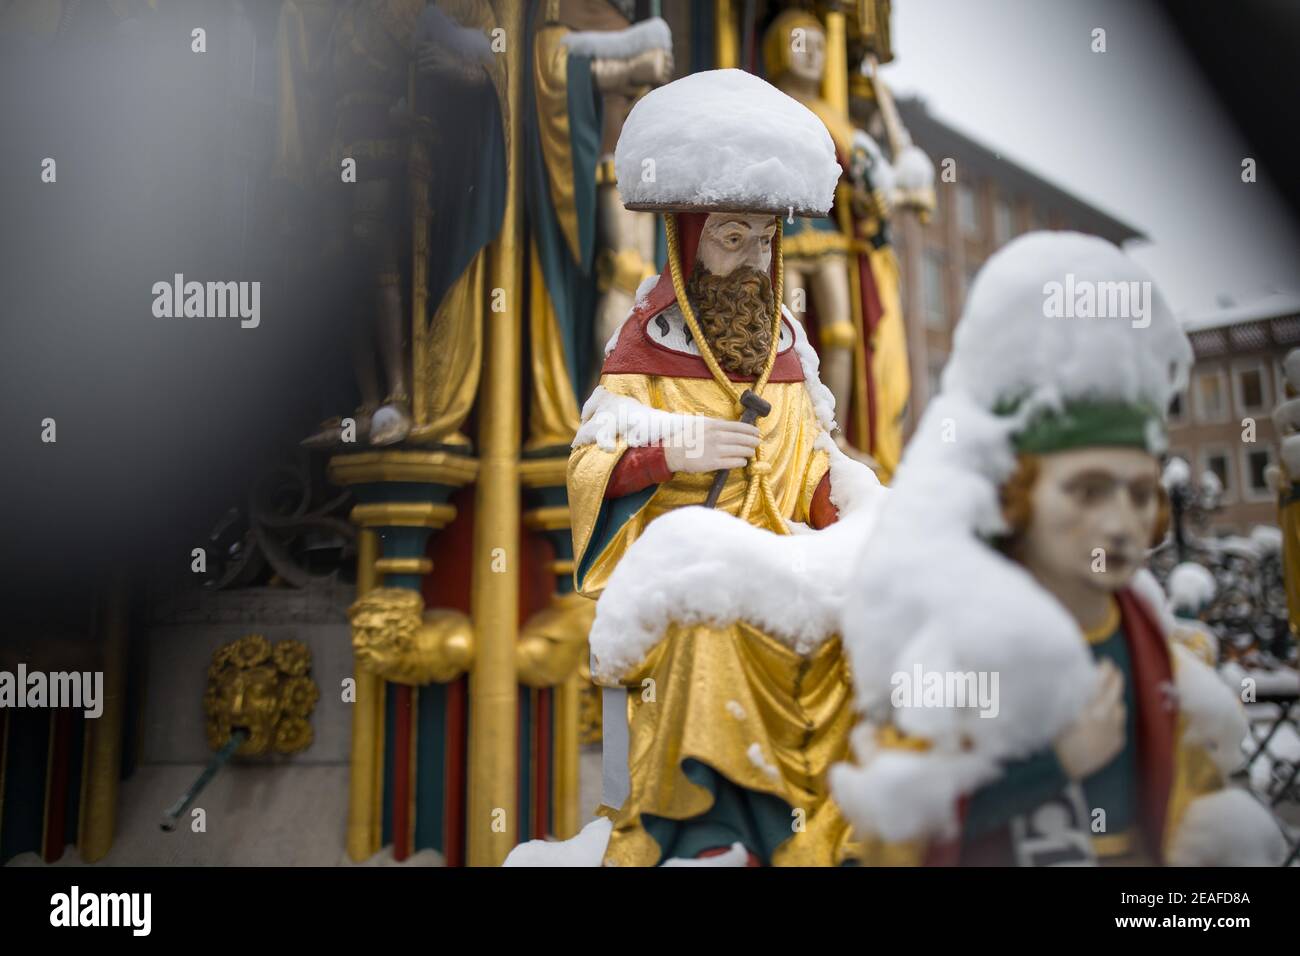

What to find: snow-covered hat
left=614, top=69, right=841, bottom=218
left=943, top=232, right=1192, bottom=455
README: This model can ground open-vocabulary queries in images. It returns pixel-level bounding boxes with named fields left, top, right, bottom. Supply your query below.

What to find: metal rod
left=160, top=729, right=248, bottom=832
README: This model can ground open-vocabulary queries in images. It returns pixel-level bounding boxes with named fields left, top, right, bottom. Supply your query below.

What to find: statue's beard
left=686, top=263, right=776, bottom=378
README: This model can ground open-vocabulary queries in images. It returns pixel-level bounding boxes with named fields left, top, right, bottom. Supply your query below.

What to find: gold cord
left=663, top=213, right=789, bottom=535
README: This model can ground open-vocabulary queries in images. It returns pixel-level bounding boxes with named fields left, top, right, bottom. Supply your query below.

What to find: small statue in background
left=525, top=2, right=673, bottom=451
left=277, top=0, right=503, bottom=449
left=762, top=9, right=932, bottom=477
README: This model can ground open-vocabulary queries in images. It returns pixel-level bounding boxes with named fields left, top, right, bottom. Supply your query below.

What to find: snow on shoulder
left=588, top=441, right=884, bottom=685
left=614, top=69, right=840, bottom=217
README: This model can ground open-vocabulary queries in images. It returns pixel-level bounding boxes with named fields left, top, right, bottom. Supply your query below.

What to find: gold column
left=714, top=0, right=738, bottom=68
left=821, top=4, right=850, bottom=114
left=823, top=3, right=871, bottom=448
left=552, top=672, right=581, bottom=838
left=346, top=528, right=381, bottom=861
left=79, top=574, right=128, bottom=863
left=469, top=0, right=524, bottom=867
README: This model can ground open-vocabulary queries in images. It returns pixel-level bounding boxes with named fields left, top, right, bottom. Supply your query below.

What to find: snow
left=661, top=843, right=750, bottom=866
left=891, top=143, right=934, bottom=193
left=1285, top=348, right=1300, bottom=390
left=573, top=386, right=707, bottom=453
left=1246, top=720, right=1300, bottom=795
left=830, top=727, right=997, bottom=843
left=577, top=304, right=843, bottom=454
left=786, top=305, right=838, bottom=432
left=851, top=131, right=894, bottom=195
left=1172, top=644, right=1248, bottom=776
left=563, top=17, right=671, bottom=59
left=1249, top=525, right=1283, bottom=556
left=1180, top=290, right=1300, bottom=333
left=747, top=743, right=780, bottom=779
left=942, top=233, right=1192, bottom=420
left=830, top=233, right=1216, bottom=846
left=1167, top=562, right=1216, bottom=614
left=1161, top=455, right=1190, bottom=490
left=633, top=274, right=658, bottom=306
left=502, top=817, right=611, bottom=867
left=587, top=494, right=884, bottom=684
left=1221, top=661, right=1300, bottom=698
left=615, top=69, right=841, bottom=216
left=1166, top=789, right=1286, bottom=866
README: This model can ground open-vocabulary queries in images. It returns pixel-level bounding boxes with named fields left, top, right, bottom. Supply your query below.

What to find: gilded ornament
left=348, top=587, right=474, bottom=685
left=204, top=635, right=319, bottom=757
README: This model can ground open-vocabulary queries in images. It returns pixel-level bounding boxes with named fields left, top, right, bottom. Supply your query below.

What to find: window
left=963, top=263, right=980, bottom=307
left=993, top=198, right=1014, bottom=246
left=958, top=183, right=980, bottom=237
left=1233, top=361, right=1269, bottom=415
left=1240, top=445, right=1275, bottom=501
left=1199, top=446, right=1234, bottom=502
left=1167, top=390, right=1186, bottom=426
left=1193, top=369, right=1229, bottom=423
left=923, top=251, right=947, bottom=330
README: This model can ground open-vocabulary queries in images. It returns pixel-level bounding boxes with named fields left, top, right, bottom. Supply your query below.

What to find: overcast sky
left=879, top=0, right=1300, bottom=317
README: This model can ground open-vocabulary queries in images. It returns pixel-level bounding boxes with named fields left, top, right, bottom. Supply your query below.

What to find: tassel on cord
left=663, top=214, right=789, bottom=535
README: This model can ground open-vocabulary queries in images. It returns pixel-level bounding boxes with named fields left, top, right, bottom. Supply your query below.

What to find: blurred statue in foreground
left=831, top=233, right=1286, bottom=867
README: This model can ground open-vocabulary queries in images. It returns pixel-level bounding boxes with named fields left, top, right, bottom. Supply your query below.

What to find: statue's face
left=212, top=665, right=282, bottom=754
left=697, top=213, right=778, bottom=278
left=788, top=24, right=826, bottom=84
left=1018, top=447, right=1160, bottom=598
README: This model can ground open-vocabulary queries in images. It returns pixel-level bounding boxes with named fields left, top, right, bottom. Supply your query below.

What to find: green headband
left=1004, top=399, right=1165, bottom=455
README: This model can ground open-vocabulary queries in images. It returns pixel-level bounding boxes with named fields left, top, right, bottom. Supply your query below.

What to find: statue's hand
left=1053, top=659, right=1126, bottom=781
left=662, top=418, right=759, bottom=474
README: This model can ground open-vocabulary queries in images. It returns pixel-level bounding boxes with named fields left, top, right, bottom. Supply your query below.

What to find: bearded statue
left=559, top=70, right=875, bottom=867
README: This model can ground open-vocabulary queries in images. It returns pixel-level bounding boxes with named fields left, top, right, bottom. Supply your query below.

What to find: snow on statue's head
left=613, top=68, right=839, bottom=217
left=941, top=232, right=1191, bottom=601
left=613, top=69, right=840, bottom=376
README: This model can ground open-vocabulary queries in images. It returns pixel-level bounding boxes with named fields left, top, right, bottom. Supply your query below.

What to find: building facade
left=1166, top=294, right=1300, bottom=533
left=891, top=97, right=1143, bottom=433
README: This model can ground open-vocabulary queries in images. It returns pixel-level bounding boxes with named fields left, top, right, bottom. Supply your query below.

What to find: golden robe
left=567, top=307, right=858, bottom=866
